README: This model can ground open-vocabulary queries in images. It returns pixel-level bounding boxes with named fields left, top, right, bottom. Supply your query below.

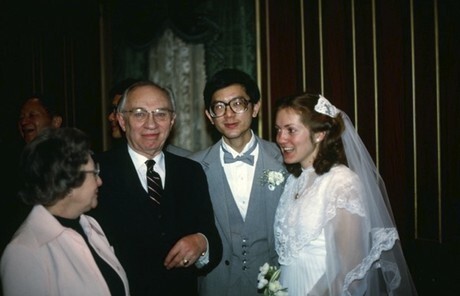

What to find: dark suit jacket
left=89, top=145, right=222, bottom=296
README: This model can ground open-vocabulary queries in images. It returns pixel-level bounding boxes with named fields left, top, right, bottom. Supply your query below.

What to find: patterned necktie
left=222, top=141, right=257, bottom=166
left=145, top=159, right=163, bottom=205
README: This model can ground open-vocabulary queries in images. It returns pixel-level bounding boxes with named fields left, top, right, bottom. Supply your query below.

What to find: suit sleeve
left=187, top=160, right=223, bottom=274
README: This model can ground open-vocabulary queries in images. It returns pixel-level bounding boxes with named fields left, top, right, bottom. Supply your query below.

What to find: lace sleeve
left=309, top=166, right=369, bottom=295
left=325, top=166, right=366, bottom=221
left=316, top=166, right=409, bottom=295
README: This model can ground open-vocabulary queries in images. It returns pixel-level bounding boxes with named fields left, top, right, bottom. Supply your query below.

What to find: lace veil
left=315, top=96, right=418, bottom=295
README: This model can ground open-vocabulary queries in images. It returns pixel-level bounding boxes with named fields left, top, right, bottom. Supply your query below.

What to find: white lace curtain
left=148, top=29, right=212, bottom=152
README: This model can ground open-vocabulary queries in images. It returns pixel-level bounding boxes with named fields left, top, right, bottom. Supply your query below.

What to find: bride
left=273, top=93, right=417, bottom=295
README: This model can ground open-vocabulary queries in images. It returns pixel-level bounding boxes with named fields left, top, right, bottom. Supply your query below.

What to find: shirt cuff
left=195, top=233, right=209, bottom=269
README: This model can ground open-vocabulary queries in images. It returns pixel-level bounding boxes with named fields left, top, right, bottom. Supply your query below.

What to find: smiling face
left=205, top=84, right=260, bottom=149
left=108, top=94, right=123, bottom=139
left=18, top=98, right=54, bottom=143
left=275, top=108, right=324, bottom=169
left=117, top=84, right=175, bottom=158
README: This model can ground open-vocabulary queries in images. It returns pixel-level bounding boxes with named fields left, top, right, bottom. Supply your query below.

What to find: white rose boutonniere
left=261, top=169, right=286, bottom=191
left=257, top=262, right=288, bottom=296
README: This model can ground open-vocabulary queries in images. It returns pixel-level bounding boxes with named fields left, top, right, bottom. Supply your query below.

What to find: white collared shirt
left=128, top=146, right=166, bottom=192
left=220, top=132, right=259, bottom=221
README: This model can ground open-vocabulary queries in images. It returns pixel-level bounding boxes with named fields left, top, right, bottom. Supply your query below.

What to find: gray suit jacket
left=189, top=136, right=286, bottom=296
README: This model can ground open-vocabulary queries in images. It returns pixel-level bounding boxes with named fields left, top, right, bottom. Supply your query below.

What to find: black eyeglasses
left=209, top=97, right=250, bottom=118
left=82, top=163, right=100, bottom=179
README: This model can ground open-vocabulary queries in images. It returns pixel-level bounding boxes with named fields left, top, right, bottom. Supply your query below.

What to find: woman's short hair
left=18, top=127, right=92, bottom=206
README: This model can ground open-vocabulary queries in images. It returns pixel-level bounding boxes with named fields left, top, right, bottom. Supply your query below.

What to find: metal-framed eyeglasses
left=82, top=163, right=100, bottom=179
left=121, top=108, right=174, bottom=123
left=209, top=97, right=250, bottom=118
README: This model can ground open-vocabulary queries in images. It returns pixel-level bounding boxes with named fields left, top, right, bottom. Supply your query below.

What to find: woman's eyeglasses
left=82, top=163, right=100, bottom=179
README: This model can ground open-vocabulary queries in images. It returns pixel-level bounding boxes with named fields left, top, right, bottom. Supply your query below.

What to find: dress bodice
left=274, top=165, right=365, bottom=265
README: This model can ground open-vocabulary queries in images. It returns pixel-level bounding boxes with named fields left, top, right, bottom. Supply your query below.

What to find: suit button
left=242, top=266, right=248, bottom=270
left=225, top=260, right=230, bottom=265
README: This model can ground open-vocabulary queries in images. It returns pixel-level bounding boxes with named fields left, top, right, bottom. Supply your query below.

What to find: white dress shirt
left=221, top=133, right=259, bottom=220
left=128, top=146, right=166, bottom=191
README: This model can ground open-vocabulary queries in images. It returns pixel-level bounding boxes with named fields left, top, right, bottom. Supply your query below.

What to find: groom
left=189, top=68, right=286, bottom=296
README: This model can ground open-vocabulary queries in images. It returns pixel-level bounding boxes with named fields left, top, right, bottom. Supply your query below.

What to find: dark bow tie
left=222, top=142, right=257, bottom=166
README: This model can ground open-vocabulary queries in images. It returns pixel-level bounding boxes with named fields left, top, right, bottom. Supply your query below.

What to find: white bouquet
left=257, top=263, right=288, bottom=296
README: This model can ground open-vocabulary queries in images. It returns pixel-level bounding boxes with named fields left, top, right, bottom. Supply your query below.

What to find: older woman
left=1, top=127, right=129, bottom=296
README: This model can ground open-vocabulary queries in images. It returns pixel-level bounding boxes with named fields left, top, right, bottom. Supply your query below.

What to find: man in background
left=2, top=94, right=63, bottom=255
left=108, top=78, right=139, bottom=145
left=18, top=95, right=63, bottom=144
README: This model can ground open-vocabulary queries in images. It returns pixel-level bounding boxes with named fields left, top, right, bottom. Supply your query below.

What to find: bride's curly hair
left=275, top=93, right=347, bottom=177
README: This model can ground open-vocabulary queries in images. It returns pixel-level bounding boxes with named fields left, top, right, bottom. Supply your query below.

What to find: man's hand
left=164, top=233, right=207, bottom=269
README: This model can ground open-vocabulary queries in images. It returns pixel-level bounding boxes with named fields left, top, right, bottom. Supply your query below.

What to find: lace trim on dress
left=343, top=228, right=400, bottom=294
left=275, top=165, right=365, bottom=265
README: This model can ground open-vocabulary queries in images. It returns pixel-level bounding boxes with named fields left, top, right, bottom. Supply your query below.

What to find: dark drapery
left=109, top=0, right=257, bottom=81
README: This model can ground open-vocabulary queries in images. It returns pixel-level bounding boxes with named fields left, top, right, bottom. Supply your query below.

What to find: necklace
left=294, top=167, right=315, bottom=200
left=293, top=177, right=303, bottom=200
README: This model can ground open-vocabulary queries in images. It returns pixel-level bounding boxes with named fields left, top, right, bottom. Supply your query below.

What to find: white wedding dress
left=274, top=99, right=417, bottom=295
left=275, top=165, right=370, bottom=295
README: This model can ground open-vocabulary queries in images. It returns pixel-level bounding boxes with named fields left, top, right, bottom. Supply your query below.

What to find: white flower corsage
left=261, top=169, right=286, bottom=191
left=257, top=262, right=288, bottom=296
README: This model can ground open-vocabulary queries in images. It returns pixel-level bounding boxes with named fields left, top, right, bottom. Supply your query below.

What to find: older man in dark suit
left=90, top=80, right=222, bottom=295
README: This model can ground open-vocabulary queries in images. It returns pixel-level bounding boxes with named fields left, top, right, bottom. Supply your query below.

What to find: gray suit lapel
left=245, top=138, right=287, bottom=247
left=201, top=141, right=233, bottom=244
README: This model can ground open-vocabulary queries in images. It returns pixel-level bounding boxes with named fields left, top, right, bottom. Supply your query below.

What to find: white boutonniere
left=257, top=262, right=288, bottom=296
left=261, top=169, right=286, bottom=191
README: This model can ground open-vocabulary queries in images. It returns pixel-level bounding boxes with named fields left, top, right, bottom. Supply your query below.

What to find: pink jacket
left=1, top=205, right=129, bottom=296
